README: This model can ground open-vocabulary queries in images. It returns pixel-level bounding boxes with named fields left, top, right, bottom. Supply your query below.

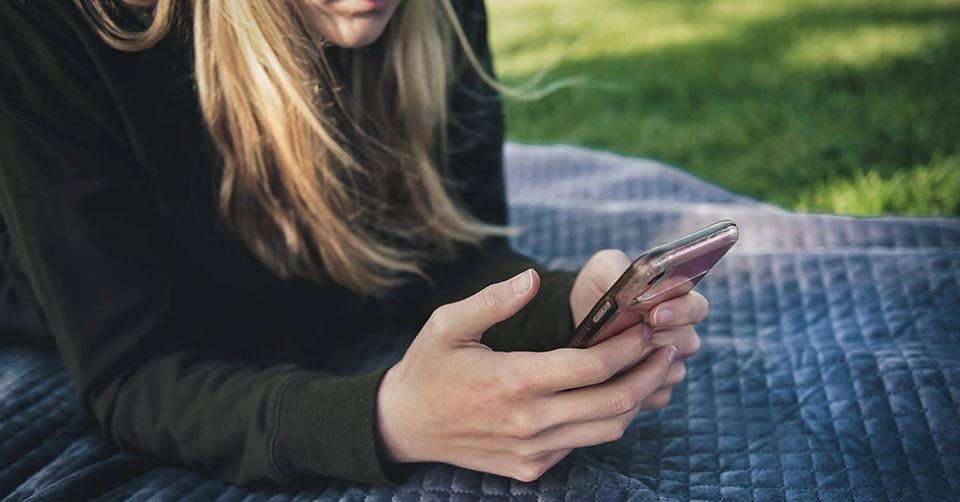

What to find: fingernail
left=512, top=269, right=533, bottom=294
left=655, top=308, right=674, bottom=326
left=667, top=346, right=678, bottom=364
left=641, top=324, right=652, bottom=341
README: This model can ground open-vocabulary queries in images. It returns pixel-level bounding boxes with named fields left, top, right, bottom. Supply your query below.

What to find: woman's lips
left=334, top=0, right=394, bottom=14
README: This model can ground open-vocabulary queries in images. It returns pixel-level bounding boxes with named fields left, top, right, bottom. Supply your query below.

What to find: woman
left=0, top=0, right=706, bottom=486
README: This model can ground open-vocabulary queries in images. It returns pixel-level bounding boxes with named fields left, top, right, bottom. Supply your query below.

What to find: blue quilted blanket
left=2, top=143, right=959, bottom=501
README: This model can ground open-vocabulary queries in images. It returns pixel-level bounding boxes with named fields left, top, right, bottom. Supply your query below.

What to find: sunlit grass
left=487, top=0, right=960, bottom=216
left=796, top=153, right=960, bottom=215
left=784, top=25, right=949, bottom=70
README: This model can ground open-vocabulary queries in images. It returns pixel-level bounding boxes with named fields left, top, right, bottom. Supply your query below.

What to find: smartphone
left=567, top=220, right=739, bottom=348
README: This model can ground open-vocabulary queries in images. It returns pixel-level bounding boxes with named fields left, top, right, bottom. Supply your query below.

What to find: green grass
left=487, top=0, right=960, bottom=216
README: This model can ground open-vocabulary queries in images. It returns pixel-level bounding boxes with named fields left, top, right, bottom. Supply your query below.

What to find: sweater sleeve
left=425, top=0, right=577, bottom=352
left=0, top=0, right=399, bottom=486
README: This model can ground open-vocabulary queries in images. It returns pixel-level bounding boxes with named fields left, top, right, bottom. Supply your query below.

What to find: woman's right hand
left=376, top=269, right=678, bottom=482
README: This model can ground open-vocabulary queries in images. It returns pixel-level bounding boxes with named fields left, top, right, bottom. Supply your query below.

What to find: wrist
left=375, top=364, right=418, bottom=464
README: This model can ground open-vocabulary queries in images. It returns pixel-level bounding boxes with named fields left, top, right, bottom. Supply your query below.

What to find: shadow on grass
left=497, top=2, right=960, bottom=215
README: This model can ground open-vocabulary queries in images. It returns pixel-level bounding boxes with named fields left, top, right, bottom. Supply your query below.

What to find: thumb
left=428, top=268, right=540, bottom=345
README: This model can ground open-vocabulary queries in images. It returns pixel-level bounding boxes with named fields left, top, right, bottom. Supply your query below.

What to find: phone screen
left=635, top=241, right=731, bottom=307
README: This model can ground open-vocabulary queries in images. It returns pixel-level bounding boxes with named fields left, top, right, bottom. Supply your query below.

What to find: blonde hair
left=75, top=0, right=505, bottom=294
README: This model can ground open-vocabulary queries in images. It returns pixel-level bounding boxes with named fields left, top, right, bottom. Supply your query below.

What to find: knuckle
left=506, top=410, right=542, bottom=440
left=665, top=362, right=687, bottom=386
left=606, top=388, right=637, bottom=416
left=514, top=460, right=550, bottom=482
left=645, top=389, right=673, bottom=410
left=674, top=362, right=688, bottom=383
left=687, top=332, right=702, bottom=355
left=497, top=364, right=537, bottom=397
left=475, top=285, right=503, bottom=314
left=427, top=305, right=453, bottom=332
left=600, top=421, right=627, bottom=443
left=699, top=295, right=710, bottom=318
left=632, top=331, right=649, bottom=355
left=671, top=327, right=700, bottom=357
left=577, top=352, right=613, bottom=383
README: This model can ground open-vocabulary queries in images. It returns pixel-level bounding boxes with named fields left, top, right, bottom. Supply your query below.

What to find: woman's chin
left=320, top=17, right=391, bottom=48
left=327, top=29, right=384, bottom=48
left=306, top=2, right=399, bottom=49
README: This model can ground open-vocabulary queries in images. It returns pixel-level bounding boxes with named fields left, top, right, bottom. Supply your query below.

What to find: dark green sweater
left=0, top=0, right=576, bottom=486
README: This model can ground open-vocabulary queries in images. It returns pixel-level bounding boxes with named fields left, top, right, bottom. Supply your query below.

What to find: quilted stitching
left=1, top=143, right=958, bottom=501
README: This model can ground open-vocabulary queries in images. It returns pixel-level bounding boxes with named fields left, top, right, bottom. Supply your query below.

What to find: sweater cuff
left=271, top=367, right=409, bottom=485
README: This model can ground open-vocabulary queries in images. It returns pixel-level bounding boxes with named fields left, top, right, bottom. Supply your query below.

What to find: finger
left=536, top=345, right=677, bottom=429
left=427, top=269, right=540, bottom=344
left=647, top=325, right=701, bottom=359
left=639, top=362, right=688, bottom=411
left=650, top=290, right=709, bottom=328
left=642, top=387, right=674, bottom=410
left=504, top=346, right=677, bottom=456
left=588, top=249, right=632, bottom=289
left=664, top=360, right=687, bottom=387
left=522, top=324, right=651, bottom=393
left=571, top=250, right=633, bottom=326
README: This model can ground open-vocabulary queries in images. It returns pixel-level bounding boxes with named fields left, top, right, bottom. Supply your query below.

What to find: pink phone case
left=567, top=220, right=739, bottom=348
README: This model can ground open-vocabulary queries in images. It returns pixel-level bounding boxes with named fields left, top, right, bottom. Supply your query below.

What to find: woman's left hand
left=570, top=249, right=708, bottom=409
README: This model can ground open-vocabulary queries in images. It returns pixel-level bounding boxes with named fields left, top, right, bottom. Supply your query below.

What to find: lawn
left=486, top=0, right=960, bottom=216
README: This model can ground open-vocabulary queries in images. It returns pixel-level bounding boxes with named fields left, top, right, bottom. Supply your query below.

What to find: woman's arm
left=0, top=0, right=400, bottom=485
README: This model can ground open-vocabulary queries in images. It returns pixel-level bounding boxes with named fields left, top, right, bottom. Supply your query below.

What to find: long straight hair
left=75, top=0, right=506, bottom=294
